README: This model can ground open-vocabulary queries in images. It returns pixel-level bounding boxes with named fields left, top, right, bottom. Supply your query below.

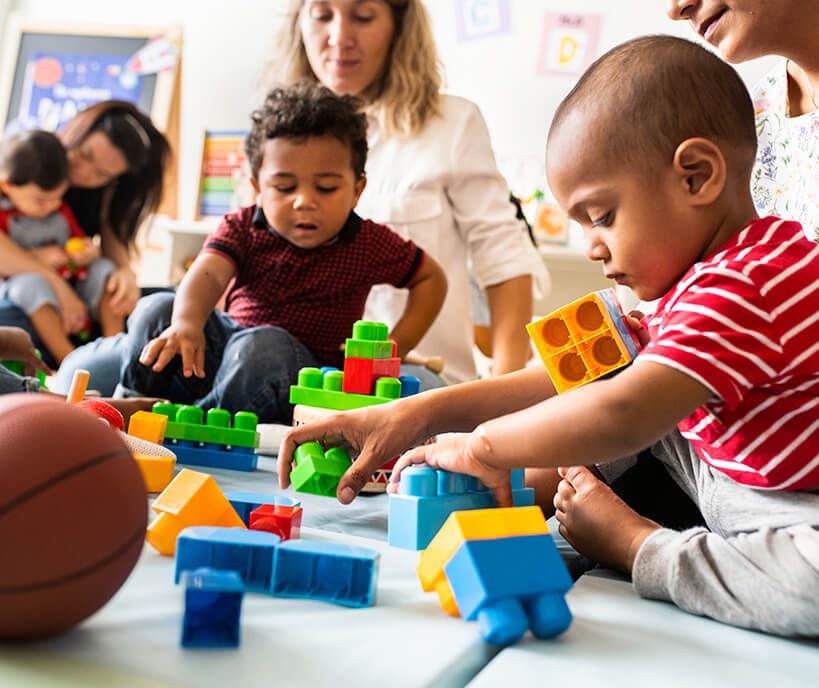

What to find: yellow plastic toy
left=527, top=288, right=641, bottom=394
left=146, top=468, right=245, bottom=556
left=417, top=506, right=549, bottom=616
left=128, top=410, right=169, bottom=444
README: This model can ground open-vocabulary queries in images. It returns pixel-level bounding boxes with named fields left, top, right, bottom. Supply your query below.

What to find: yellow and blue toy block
left=290, top=441, right=352, bottom=497
left=443, top=533, right=572, bottom=645
left=417, top=506, right=550, bottom=615
left=527, top=288, right=641, bottom=394
left=175, top=526, right=280, bottom=593
left=147, top=468, right=246, bottom=556
left=151, top=404, right=260, bottom=472
left=180, top=567, right=244, bottom=648
left=225, top=491, right=302, bottom=525
left=270, top=540, right=379, bottom=608
left=387, top=467, right=535, bottom=550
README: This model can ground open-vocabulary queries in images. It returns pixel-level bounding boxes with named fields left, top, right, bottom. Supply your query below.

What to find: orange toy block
left=133, top=452, right=175, bottom=493
left=128, top=410, right=168, bottom=444
left=527, top=288, right=641, bottom=394
left=417, top=506, right=549, bottom=616
left=146, top=468, right=245, bottom=556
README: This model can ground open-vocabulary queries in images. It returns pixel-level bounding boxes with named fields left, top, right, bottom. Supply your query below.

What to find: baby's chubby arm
left=139, top=252, right=235, bottom=378
left=390, top=361, right=711, bottom=506
left=388, top=252, right=447, bottom=359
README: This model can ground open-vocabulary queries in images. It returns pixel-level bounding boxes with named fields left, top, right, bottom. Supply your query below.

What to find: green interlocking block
left=290, top=442, right=352, bottom=497
left=289, top=367, right=402, bottom=411
left=352, top=321, right=389, bottom=341
left=345, top=338, right=395, bottom=359
left=151, top=403, right=260, bottom=448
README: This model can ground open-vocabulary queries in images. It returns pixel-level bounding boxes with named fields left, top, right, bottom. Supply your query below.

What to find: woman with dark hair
left=0, top=100, right=170, bottom=381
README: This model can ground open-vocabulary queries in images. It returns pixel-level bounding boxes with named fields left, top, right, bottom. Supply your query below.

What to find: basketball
left=0, top=394, right=147, bottom=640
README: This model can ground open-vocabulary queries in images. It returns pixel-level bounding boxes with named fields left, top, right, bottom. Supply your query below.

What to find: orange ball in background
left=0, top=395, right=147, bottom=640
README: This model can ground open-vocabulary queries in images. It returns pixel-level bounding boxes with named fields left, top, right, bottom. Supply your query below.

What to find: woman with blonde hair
left=266, top=0, right=549, bottom=384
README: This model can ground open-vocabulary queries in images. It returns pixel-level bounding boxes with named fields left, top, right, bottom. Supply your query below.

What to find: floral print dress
left=751, top=61, right=819, bottom=240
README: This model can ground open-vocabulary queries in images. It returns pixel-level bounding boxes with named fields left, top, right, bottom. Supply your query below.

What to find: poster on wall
left=537, top=12, right=602, bottom=77
left=454, top=0, right=510, bottom=42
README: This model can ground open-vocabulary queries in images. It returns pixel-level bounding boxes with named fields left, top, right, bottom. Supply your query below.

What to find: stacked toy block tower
left=526, top=288, right=641, bottom=394
left=290, top=321, right=421, bottom=492
left=417, top=506, right=573, bottom=646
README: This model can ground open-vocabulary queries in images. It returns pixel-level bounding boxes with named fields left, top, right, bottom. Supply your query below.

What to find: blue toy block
left=270, top=540, right=379, bottom=608
left=175, top=527, right=280, bottom=593
left=443, top=534, right=573, bottom=646
left=180, top=567, right=244, bottom=648
left=398, top=375, right=421, bottom=398
left=225, top=491, right=302, bottom=525
left=166, top=439, right=258, bottom=472
left=387, top=467, right=535, bottom=550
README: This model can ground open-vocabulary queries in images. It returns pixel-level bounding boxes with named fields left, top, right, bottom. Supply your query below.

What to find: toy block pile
left=388, top=466, right=535, bottom=550
left=527, top=288, right=640, bottom=394
left=418, top=506, right=573, bottom=646
left=289, top=320, right=421, bottom=493
left=147, top=403, right=260, bottom=472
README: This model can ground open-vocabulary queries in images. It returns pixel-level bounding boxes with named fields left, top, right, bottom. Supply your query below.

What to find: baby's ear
left=353, top=174, right=367, bottom=200
left=673, top=137, right=726, bottom=205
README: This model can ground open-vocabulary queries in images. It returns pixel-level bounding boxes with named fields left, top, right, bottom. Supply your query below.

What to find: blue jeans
left=52, top=331, right=126, bottom=396
left=119, top=292, right=319, bottom=423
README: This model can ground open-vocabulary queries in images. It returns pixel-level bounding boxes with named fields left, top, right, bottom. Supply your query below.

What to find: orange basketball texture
left=0, top=395, right=147, bottom=640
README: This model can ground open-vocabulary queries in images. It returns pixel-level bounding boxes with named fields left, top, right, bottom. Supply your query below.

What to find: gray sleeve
left=0, top=364, right=40, bottom=394
left=633, top=525, right=819, bottom=637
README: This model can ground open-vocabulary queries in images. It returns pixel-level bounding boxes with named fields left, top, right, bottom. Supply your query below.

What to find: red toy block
left=249, top=504, right=303, bottom=541
left=342, top=356, right=401, bottom=394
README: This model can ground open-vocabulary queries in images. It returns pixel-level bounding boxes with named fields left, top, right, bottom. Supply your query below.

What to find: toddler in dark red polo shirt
left=119, top=82, right=446, bottom=422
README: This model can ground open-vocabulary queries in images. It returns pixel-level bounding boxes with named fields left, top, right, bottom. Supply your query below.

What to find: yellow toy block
left=128, top=410, right=168, bottom=444
left=417, top=506, right=549, bottom=616
left=527, top=288, right=641, bottom=394
left=146, top=468, right=245, bottom=556
left=133, top=452, right=175, bottom=493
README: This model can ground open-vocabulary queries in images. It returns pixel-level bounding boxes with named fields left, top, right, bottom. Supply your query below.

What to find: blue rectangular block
left=181, top=567, right=244, bottom=648
left=175, top=527, right=280, bottom=593
left=270, top=540, right=379, bottom=608
left=387, top=468, right=535, bottom=550
left=166, top=439, right=258, bottom=472
left=225, top=491, right=302, bottom=525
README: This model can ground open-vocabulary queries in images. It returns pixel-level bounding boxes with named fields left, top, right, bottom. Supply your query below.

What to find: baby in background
left=0, top=130, right=122, bottom=363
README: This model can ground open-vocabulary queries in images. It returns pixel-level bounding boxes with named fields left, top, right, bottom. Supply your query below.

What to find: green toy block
left=1, top=352, right=48, bottom=390
left=151, top=403, right=260, bottom=448
left=290, top=441, right=352, bottom=497
left=352, top=321, right=389, bottom=341
left=345, top=338, right=395, bottom=359
left=289, top=367, right=402, bottom=411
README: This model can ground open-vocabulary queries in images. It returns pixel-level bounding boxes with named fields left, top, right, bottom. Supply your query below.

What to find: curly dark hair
left=0, top=130, right=68, bottom=190
left=246, top=82, right=368, bottom=179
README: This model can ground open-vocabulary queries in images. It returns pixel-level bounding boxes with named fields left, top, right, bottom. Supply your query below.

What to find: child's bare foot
left=553, top=465, right=660, bottom=573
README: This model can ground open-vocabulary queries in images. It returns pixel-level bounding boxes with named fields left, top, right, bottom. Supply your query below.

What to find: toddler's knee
left=5, top=273, right=58, bottom=313
left=128, top=291, right=175, bottom=330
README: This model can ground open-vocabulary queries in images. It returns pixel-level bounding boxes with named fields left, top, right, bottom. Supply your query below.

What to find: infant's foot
left=553, top=465, right=660, bottom=573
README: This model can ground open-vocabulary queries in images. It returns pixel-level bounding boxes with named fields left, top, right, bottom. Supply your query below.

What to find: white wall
left=6, top=0, right=778, bottom=220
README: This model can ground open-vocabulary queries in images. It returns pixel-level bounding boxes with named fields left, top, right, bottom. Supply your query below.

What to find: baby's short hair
left=0, top=130, right=68, bottom=190
left=245, top=82, right=368, bottom=179
left=549, top=36, right=757, bottom=172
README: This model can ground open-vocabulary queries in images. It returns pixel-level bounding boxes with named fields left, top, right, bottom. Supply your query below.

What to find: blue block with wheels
left=181, top=567, right=244, bottom=648
left=225, top=491, right=302, bottom=525
left=443, top=533, right=573, bottom=646
left=270, top=539, right=379, bottom=607
left=165, top=439, right=259, bottom=472
left=175, top=527, right=280, bottom=593
left=387, top=466, right=535, bottom=550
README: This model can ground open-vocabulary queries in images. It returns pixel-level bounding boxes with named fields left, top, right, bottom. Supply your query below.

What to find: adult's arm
left=485, top=274, right=532, bottom=374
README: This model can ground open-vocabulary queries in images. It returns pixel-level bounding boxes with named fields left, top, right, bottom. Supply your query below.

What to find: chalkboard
left=0, top=15, right=180, bottom=134
left=0, top=15, right=182, bottom=215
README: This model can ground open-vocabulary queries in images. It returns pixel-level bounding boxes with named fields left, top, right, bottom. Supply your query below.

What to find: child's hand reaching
left=66, top=237, right=100, bottom=267
left=388, top=431, right=515, bottom=508
left=0, top=327, right=53, bottom=376
left=140, top=321, right=206, bottom=378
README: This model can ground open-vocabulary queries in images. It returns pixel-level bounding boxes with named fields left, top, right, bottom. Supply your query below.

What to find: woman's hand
left=52, top=280, right=89, bottom=334
left=387, top=432, right=514, bottom=508
left=106, top=267, right=140, bottom=316
left=278, top=399, right=431, bottom=504
left=29, top=245, right=68, bottom=270
left=139, top=321, right=206, bottom=378
left=0, top=327, right=53, bottom=376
